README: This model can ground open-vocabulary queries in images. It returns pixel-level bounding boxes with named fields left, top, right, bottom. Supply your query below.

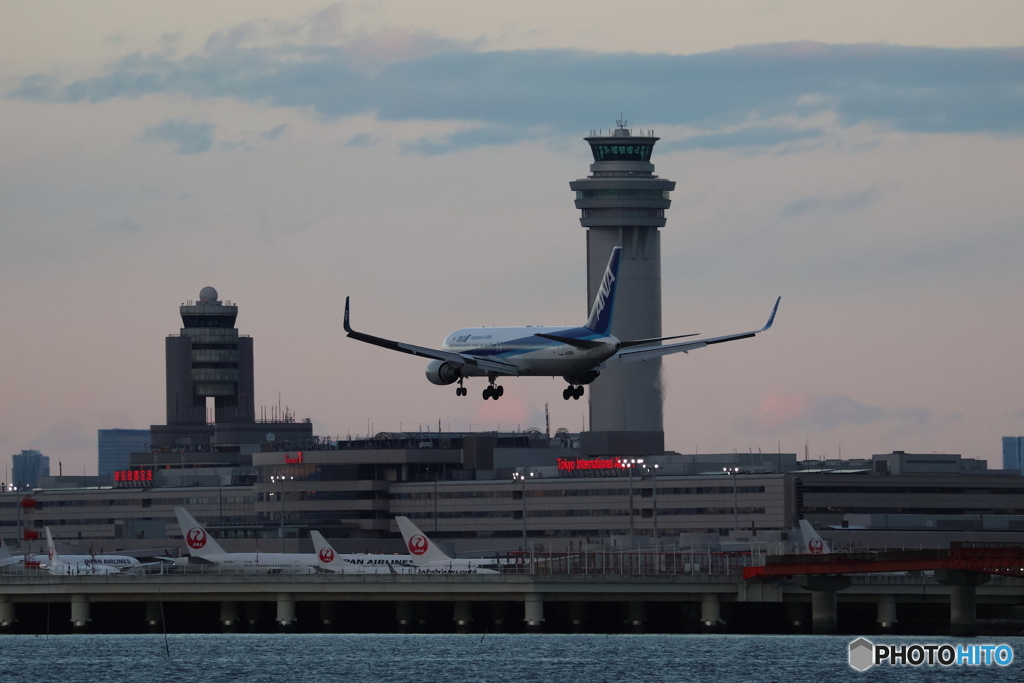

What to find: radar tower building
left=571, top=120, right=674, bottom=453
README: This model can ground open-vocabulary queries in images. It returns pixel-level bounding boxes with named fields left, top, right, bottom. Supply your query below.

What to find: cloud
left=138, top=119, right=215, bottom=154
left=8, top=39, right=1024, bottom=154
left=660, top=126, right=825, bottom=152
left=735, top=393, right=933, bottom=434
left=781, top=187, right=882, bottom=216
left=261, top=123, right=288, bottom=141
left=32, top=417, right=92, bottom=453
left=345, top=132, right=376, bottom=147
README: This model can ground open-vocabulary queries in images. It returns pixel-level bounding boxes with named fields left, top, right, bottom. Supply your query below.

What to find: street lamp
left=723, top=466, right=740, bottom=533
left=513, top=469, right=535, bottom=547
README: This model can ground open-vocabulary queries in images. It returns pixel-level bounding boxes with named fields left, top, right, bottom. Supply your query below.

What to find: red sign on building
left=556, top=457, right=632, bottom=472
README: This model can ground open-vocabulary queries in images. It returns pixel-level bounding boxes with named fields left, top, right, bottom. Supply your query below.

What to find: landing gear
left=563, top=385, right=584, bottom=400
left=455, top=378, right=467, bottom=397
left=483, top=375, right=504, bottom=400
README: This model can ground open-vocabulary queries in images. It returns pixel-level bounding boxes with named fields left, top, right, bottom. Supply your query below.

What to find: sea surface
left=1, top=633, right=1021, bottom=682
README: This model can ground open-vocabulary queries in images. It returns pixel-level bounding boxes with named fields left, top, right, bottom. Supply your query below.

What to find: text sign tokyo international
left=556, top=457, right=633, bottom=473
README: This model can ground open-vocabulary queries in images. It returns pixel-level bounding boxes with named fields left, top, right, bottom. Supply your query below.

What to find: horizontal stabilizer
left=533, top=333, right=601, bottom=350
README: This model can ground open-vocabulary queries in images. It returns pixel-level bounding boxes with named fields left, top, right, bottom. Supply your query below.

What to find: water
left=1, top=633, right=1020, bottom=682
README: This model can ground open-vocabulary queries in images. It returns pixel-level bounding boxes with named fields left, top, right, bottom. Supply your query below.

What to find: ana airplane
left=395, top=516, right=500, bottom=574
left=310, top=530, right=415, bottom=574
left=345, top=247, right=780, bottom=400
left=798, top=520, right=832, bottom=555
left=174, top=507, right=320, bottom=574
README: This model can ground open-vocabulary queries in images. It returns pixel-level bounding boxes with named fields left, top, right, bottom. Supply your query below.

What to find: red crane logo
left=808, top=538, right=824, bottom=554
left=319, top=548, right=335, bottom=563
left=186, top=527, right=208, bottom=549
left=408, top=535, right=429, bottom=555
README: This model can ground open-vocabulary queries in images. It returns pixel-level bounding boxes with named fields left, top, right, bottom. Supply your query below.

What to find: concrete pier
left=626, top=600, right=646, bottom=633
left=276, top=593, right=296, bottom=632
left=453, top=601, right=472, bottom=632
left=524, top=595, right=544, bottom=632
left=876, top=595, right=897, bottom=633
left=145, top=601, right=162, bottom=633
left=320, top=601, right=337, bottom=629
left=0, top=598, right=15, bottom=630
left=70, top=594, right=89, bottom=633
left=220, top=601, right=239, bottom=632
left=701, top=594, right=724, bottom=630
left=395, top=601, right=413, bottom=632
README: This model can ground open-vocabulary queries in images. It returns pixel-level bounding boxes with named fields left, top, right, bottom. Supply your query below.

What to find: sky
left=1, top=1, right=1023, bottom=478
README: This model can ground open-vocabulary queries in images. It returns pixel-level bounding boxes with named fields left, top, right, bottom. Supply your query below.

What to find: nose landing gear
left=562, top=385, right=584, bottom=400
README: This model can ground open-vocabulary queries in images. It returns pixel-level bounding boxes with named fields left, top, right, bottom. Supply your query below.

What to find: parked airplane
left=173, top=507, right=320, bottom=574
left=395, top=516, right=500, bottom=574
left=1, top=531, right=146, bottom=573
left=345, top=247, right=780, bottom=400
left=44, top=528, right=121, bottom=575
left=798, top=520, right=832, bottom=555
left=310, top=530, right=415, bottom=574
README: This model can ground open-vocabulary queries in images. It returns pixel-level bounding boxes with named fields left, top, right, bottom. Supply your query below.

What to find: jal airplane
left=345, top=247, right=780, bottom=400
left=798, top=520, right=832, bottom=555
left=310, top=530, right=415, bottom=574
left=44, top=528, right=122, bottom=575
left=1, top=531, right=145, bottom=573
left=174, top=507, right=321, bottom=574
left=395, top=516, right=500, bottom=574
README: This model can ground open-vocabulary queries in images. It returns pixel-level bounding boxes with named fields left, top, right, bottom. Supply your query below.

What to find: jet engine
left=425, top=360, right=462, bottom=385
left=562, top=369, right=600, bottom=385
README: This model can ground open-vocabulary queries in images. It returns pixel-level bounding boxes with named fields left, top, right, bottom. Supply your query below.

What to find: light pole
left=627, top=458, right=642, bottom=549
left=513, top=469, right=535, bottom=547
left=723, top=466, right=740, bottom=534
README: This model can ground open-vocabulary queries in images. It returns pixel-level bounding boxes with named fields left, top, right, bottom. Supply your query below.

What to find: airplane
left=1, top=531, right=147, bottom=573
left=310, top=530, right=415, bottom=574
left=395, top=516, right=500, bottom=574
left=798, top=519, right=832, bottom=555
left=44, top=528, right=121, bottom=575
left=173, top=507, right=321, bottom=574
left=344, top=246, right=780, bottom=400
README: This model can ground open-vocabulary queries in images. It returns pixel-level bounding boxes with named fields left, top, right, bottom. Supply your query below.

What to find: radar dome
left=199, top=286, right=218, bottom=303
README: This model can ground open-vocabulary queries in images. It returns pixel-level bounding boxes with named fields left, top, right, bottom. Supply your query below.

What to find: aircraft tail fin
left=45, top=527, right=64, bottom=567
left=584, top=247, right=622, bottom=335
left=395, top=516, right=451, bottom=565
left=310, top=531, right=341, bottom=570
left=798, top=519, right=831, bottom=555
left=0, top=534, right=11, bottom=560
left=174, top=507, right=226, bottom=558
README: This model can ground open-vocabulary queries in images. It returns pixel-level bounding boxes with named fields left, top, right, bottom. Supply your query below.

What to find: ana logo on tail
left=408, top=535, right=429, bottom=555
left=186, top=527, right=208, bottom=549
left=318, top=548, right=335, bottom=563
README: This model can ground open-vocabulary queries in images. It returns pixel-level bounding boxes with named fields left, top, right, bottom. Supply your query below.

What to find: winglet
left=761, top=297, right=781, bottom=332
left=343, top=296, right=353, bottom=334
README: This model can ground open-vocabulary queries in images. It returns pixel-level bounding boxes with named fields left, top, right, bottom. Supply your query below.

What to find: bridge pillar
left=937, top=569, right=990, bottom=637
left=320, top=602, right=337, bottom=631
left=70, top=594, right=90, bottom=633
left=701, top=594, right=724, bottom=631
left=145, top=601, right=163, bottom=633
left=876, top=595, right=897, bottom=633
left=795, top=575, right=851, bottom=635
left=787, top=601, right=807, bottom=632
left=0, top=598, right=15, bottom=631
left=245, top=601, right=264, bottom=631
left=490, top=602, right=508, bottom=632
left=626, top=601, right=646, bottom=633
left=524, top=595, right=544, bottom=632
left=569, top=602, right=586, bottom=633
left=220, top=601, right=239, bottom=632
left=453, top=601, right=473, bottom=633
left=276, top=593, right=296, bottom=632
left=396, top=601, right=413, bottom=632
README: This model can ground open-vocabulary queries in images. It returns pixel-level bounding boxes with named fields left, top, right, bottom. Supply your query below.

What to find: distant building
left=98, top=429, right=151, bottom=478
left=1003, top=437, right=1024, bottom=474
left=11, top=449, right=50, bottom=489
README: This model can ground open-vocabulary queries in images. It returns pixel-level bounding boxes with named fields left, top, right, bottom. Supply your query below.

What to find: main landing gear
left=455, top=378, right=467, bottom=397
left=482, top=373, right=503, bottom=400
left=563, top=385, right=584, bottom=401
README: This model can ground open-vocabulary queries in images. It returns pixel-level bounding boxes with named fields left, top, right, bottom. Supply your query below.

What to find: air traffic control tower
left=571, top=122, right=675, bottom=451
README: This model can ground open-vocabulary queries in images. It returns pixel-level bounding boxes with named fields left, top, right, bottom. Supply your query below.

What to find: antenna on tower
left=545, top=403, right=550, bottom=438
left=616, top=114, right=627, bottom=129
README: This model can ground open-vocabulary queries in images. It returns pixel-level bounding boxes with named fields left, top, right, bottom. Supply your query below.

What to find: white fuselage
left=175, top=552, right=321, bottom=574
left=441, top=326, right=619, bottom=377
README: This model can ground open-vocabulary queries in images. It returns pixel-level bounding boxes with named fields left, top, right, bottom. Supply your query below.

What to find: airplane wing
left=344, top=298, right=519, bottom=376
left=616, top=297, right=780, bottom=364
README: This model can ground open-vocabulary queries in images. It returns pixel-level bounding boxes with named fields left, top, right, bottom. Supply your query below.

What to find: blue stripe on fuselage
left=456, top=327, right=601, bottom=358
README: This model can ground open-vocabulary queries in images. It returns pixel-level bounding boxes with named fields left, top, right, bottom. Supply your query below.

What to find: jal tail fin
left=584, top=246, right=622, bottom=335
left=310, top=531, right=341, bottom=570
left=0, top=534, right=11, bottom=560
left=395, top=516, right=451, bottom=565
left=798, top=520, right=831, bottom=555
left=45, top=527, right=64, bottom=567
left=174, top=507, right=226, bottom=558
